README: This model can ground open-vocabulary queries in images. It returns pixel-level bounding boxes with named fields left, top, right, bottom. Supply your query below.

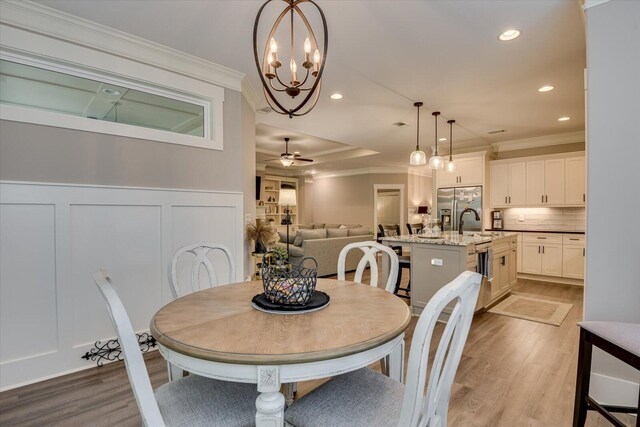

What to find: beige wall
left=408, top=172, right=433, bottom=220
left=494, top=142, right=585, bottom=160
left=311, top=172, right=433, bottom=229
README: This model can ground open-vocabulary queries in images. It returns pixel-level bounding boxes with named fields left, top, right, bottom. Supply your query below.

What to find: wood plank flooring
left=0, top=275, right=635, bottom=426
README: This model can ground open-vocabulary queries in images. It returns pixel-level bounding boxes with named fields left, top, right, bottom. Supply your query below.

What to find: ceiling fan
left=266, top=137, right=314, bottom=167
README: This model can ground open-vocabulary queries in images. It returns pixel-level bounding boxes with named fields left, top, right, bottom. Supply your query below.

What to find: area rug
left=488, top=294, right=573, bottom=326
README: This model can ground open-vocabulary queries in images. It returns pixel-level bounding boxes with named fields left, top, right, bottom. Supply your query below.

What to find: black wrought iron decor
left=261, top=252, right=318, bottom=305
left=81, top=332, right=156, bottom=367
left=253, top=0, right=328, bottom=118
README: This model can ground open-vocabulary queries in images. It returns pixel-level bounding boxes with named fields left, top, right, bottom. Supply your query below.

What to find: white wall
left=584, top=0, right=640, bottom=405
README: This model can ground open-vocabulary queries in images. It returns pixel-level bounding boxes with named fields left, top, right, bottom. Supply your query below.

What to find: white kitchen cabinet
left=517, top=235, right=523, bottom=274
left=437, top=167, right=458, bottom=188
left=490, top=162, right=526, bottom=207
left=521, top=242, right=542, bottom=274
left=544, top=158, right=565, bottom=205
left=562, top=245, right=585, bottom=279
left=459, top=157, right=484, bottom=186
left=526, top=159, right=565, bottom=206
left=565, top=156, right=586, bottom=205
left=540, top=243, right=563, bottom=276
left=436, top=153, right=485, bottom=189
left=526, top=160, right=546, bottom=206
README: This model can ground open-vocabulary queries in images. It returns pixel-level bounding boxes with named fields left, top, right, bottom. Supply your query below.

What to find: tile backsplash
left=496, top=207, right=585, bottom=232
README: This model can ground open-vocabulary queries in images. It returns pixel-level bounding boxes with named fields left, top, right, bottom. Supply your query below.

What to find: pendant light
left=446, top=119, right=456, bottom=173
left=409, top=102, right=426, bottom=166
left=429, top=111, right=443, bottom=169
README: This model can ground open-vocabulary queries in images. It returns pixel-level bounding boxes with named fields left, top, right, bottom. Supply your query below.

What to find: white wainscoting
left=0, top=181, right=243, bottom=391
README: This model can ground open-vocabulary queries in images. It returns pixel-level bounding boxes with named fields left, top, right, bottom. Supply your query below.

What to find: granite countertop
left=487, top=229, right=585, bottom=235
left=380, top=231, right=518, bottom=247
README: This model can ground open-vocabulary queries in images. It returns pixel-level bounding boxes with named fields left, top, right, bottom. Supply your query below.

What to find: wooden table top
left=150, top=279, right=412, bottom=365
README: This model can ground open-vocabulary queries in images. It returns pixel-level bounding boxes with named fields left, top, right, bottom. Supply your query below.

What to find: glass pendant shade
left=446, top=159, right=456, bottom=172
left=280, top=157, right=294, bottom=167
left=410, top=149, right=427, bottom=166
left=429, top=155, right=444, bottom=170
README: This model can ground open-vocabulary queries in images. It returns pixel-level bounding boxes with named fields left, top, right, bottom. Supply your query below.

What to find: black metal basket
left=261, top=252, right=318, bottom=305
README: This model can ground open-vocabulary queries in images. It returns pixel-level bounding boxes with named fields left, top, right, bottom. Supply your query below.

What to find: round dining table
left=150, top=278, right=412, bottom=426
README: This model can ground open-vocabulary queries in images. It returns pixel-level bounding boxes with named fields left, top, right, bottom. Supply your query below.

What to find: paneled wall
left=0, top=182, right=243, bottom=390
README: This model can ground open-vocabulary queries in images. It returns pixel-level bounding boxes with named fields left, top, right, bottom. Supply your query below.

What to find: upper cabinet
left=490, top=153, right=584, bottom=208
left=491, top=162, right=526, bottom=207
left=565, top=156, right=586, bottom=205
left=436, top=152, right=486, bottom=189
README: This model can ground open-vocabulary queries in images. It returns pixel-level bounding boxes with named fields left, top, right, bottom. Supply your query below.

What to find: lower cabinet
left=518, top=232, right=585, bottom=281
left=491, top=245, right=517, bottom=301
left=562, top=245, right=585, bottom=279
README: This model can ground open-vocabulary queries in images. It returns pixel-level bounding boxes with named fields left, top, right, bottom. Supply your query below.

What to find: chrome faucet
left=459, top=208, right=481, bottom=235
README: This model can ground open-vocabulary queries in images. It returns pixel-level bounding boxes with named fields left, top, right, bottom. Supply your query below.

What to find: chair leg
left=573, top=328, right=593, bottom=427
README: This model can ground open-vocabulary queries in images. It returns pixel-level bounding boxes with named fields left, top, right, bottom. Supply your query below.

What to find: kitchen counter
left=380, top=231, right=518, bottom=247
left=487, top=229, right=585, bottom=235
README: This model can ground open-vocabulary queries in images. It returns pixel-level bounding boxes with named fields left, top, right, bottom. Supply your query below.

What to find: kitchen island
left=380, top=232, right=519, bottom=315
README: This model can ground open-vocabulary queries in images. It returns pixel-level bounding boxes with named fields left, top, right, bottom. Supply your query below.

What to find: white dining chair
left=337, top=241, right=399, bottom=293
left=284, top=270, right=482, bottom=427
left=169, top=242, right=236, bottom=299
left=93, top=269, right=258, bottom=427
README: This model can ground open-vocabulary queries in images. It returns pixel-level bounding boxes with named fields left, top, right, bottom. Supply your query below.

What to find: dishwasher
left=475, top=242, right=493, bottom=307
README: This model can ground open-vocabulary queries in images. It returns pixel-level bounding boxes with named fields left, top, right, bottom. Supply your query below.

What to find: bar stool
left=573, top=321, right=640, bottom=427
left=377, top=224, right=410, bottom=300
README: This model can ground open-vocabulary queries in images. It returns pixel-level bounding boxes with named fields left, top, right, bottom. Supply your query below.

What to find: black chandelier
left=253, top=0, right=328, bottom=118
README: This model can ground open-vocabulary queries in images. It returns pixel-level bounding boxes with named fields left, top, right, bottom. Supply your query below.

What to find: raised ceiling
left=38, top=0, right=586, bottom=171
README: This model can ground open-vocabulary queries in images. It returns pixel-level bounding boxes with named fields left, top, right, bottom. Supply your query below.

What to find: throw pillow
left=293, top=231, right=303, bottom=246
left=298, top=224, right=313, bottom=230
left=339, top=224, right=348, bottom=229
left=312, top=223, right=325, bottom=229
left=327, top=228, right=348, bottom=238
left=324, top=223, right=340, bottom=229
left=348, top=227, right=371, bottom=236
left=346, top=224, right=362, bottom=229
left=278, top=231, right=295, bottom=244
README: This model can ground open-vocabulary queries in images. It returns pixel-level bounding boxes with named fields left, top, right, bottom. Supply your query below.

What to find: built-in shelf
left=257, top=175, right=299, bottom=232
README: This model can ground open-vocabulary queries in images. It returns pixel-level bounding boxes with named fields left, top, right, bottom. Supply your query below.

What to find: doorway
left=373, top=184, right=405, bottom=234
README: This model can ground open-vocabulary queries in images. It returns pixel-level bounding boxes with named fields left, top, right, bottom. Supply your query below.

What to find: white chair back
left=398, top=271, right=482, bottom=427
left=337, top=241, right=399, bottom=293
left=170, top=242, right=236, bottom=299
left=93, top=270, right=165, bottom=427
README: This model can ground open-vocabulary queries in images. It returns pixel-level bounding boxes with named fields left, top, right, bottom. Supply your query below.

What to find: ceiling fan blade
left=294, top=158, right=314, bottom=162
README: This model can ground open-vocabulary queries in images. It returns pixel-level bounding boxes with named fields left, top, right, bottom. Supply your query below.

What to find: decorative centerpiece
left=246, top=219, right=276, bottom=254
left=252, top=251, right=329, bottom=313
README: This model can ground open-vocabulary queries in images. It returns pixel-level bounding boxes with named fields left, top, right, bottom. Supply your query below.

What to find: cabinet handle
left=543, top=246, right=545, bottom=254
left=583, top=193, right=585, bottom=202
left=505, top=196, right=507, bottom=204
left=508, top=196, right=511, bottom=204
left=570, top=238, right=579, bottom=241
left=538, top=246, right=541, bottom=253
left=537, top=237, right=546, bottom=239
left=583, top=248, right=585, bottom=256
left=545, top=195, right=548, bottom=203
left=541, top=195, right=544, bottom=203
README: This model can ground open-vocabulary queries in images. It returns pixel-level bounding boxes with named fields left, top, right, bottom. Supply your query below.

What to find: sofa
left=274, top=224, right=373, bottom=277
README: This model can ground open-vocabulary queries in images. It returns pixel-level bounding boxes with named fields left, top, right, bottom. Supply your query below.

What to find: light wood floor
left=0, top=275, right=635, bottom=426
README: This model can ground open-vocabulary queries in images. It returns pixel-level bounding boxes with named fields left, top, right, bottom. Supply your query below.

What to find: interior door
left=541, top=243, right=563, bottom=277
left=544, top=159, right=565, bottom=205
left=565, top=157, right=586, bottom=205
left=508, top=162, right=527, bottom=206
left=490, top=163, right=509, bottom=207
left=377, top=192, right=400, bottom=226
left=526, top=160, right=545, bottom=206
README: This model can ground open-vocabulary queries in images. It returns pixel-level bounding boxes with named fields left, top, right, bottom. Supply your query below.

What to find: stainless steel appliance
left=437, top=186, right=483, bottom=233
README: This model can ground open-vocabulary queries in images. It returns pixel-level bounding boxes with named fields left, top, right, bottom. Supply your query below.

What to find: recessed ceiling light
left=330, top=93, right=343, bottom=100
left=294, top=151, right=300, bottom=154
left=309, top=170, right=316, bottom=174
left=499, top=29, right=520, bottom=41
left=538, top=85, right=554, bottom=92
left=439, top=137, right=447, bottom=142
left=558, top=116, right=570, bottom=121
left=102, top=88, right=121, bottom=96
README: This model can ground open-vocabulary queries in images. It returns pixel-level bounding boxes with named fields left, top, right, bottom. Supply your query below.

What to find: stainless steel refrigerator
left=437, top=186, right=483, bottom=233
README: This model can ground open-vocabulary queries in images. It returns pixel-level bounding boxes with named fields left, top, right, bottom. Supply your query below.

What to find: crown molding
left=314, top=167, right=409, bottom=179
left=241, top=78, right=259, bottom=111
left=491, top=131, right=585, bottom=152
left=0, top=0, right=245, bottom=91
left=583, top=0, right=612, bottom=10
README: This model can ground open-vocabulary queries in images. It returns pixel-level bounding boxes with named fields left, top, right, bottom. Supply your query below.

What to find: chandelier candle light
left=446, top=119, right=456, bottom=173
left=409, top=102, right=427, bottom=166
left=429, top=111, right=444, bottom=170
left=253, top=0, right=328, bottom=118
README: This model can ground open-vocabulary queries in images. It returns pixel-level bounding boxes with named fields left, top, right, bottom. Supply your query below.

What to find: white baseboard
left=590, top=372, right=640, bottom=407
